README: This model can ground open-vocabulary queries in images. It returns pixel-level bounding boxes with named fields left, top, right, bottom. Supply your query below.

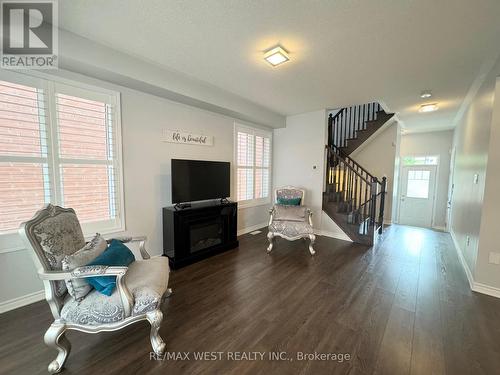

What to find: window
left=406, top=170, right=430, bottom=199
left=403, top=155, right=438, bottom=166
left=235, top=124, right=271, bottom=207
left=0, top=71, right=123, bottom=241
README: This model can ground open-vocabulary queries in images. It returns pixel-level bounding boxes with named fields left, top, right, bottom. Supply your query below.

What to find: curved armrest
left=268, top=206, right=275, bottom=226
left=107, top=235, right=150, bottom=260
left=38, top=266, right=127, bottom=280
left=307, top=208, right=313, bottom=226
left=38, top=266, right=134, bottom=318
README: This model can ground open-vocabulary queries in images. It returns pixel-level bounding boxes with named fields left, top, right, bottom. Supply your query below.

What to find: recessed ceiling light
left=264, top=46, right=289, bottom=67
left=419, top=103, right=439, bottom=113
left=420, top=90, right=432, bottom=98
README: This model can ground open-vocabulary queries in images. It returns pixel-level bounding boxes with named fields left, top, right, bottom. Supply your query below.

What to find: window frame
left=234, top=122, right=272, bottom=209
left=0, top=70, right=125, bottom=252
left=402, top=155, right=439, bottom=166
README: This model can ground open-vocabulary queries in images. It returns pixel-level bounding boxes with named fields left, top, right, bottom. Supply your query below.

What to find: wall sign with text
left=162, top=130, right=213, bottom=146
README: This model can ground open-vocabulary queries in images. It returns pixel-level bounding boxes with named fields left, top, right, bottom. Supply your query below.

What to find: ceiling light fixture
left=264, top=45, right=289, bottom=67
left=419, top=103, right=439, bottom=113
left=420, top=90, right=432, bottom=98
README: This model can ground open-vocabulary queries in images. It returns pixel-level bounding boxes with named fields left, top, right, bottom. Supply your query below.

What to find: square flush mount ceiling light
left=264, top=46, right=289, bottom=67
left=419, top=103, right=439, bottom=113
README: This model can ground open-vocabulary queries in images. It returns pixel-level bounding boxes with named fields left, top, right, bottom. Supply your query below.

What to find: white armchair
left=267, top=186, right=316, bottom=255
left=19, top=204, right=171, bottom=374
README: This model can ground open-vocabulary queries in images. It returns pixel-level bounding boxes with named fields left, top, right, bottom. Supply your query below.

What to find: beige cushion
left=60, top=256, right=170, bottom=325
left=62, top=234, right=107, bottom=301
left=273, top=205, right=307, bottom=222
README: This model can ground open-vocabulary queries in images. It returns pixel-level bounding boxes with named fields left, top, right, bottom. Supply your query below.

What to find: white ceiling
left=59, top=0, right=500, bottom=131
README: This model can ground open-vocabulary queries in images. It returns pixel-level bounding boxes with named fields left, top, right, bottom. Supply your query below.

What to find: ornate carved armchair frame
left=19, top=205, right=170, bottom=374
left=267, top=186, right=316, bottom=255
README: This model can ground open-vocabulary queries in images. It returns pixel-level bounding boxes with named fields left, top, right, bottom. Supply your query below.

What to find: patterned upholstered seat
left=269, top=221, right=314, bottom=238
left=267, top=186, right=316, bottom=255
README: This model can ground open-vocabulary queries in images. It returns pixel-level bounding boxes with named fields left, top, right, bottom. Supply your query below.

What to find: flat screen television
left=171, top=159, right=230, bottom=204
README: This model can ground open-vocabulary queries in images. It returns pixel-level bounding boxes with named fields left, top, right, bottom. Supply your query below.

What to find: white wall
left=350, top=121, right=399, bottom=223
left=273, top=110, right=327, bottom=229
left=399, top=130, right=453, bottom=229
left=450, top=54, right=500, bottom=295
left=476, top=77, right=500, bottom=288
left=450, top=70, right=497, bottom=280
left=0, top=70, right=270, bottom=310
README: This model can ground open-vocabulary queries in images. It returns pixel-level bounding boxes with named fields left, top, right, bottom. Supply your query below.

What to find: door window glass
left=407, top=169, right=430, bottom=198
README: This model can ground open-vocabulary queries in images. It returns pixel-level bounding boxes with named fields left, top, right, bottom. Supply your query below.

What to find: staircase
left=323, top=102, right=394, bottom=245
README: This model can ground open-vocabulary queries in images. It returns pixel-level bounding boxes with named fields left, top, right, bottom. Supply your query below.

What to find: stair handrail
left=325, top=145, right=372, bottom=184
left=328, top=102, right=382, bottom=149
left=329, top=144, right=379, bottom=184
left=325, top=144, right=387, bottom=236
left=329, top=107, right=345, bottom=126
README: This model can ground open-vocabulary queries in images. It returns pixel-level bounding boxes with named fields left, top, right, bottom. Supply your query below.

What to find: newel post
left=378, top=177, right=387, bottom=234
left=370, top=177, right=378, bottom=227
left=328, top=113, right=333, bottom=147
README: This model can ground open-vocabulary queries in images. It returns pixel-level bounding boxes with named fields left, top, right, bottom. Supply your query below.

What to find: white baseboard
left=0, top=290, right=45, bottom=314
left=237, top=222, right=268, bottom=237
left=472, top=282, right=500, bottom=298
left=450, top=230, right=475, bottom=290
left=314, top=229, right=352, bottom=242
left=432, top=226, right=447, bottom=232
left=450, top=230, right=500, bottom=299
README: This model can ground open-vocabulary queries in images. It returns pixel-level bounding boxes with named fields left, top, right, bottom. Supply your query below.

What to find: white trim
left=237, top=198, right=271, bottom=210
left=237, top=222, right=268, bottom=236
left=0, top=228, right=129, bottom=254
left=472, top=282, right=500, bottom=299
left=314, top=229, right=353, bottom=242
left=0, top=244, right=25, bottom=254
left=450, top=230, right=500, bottom=299
left=0, top=290, right=45, bottom=314
left=401, top=126, right=455, bottom=135
left=450, top=230, right=475, bottom=290
left=432, top=226, right=446, bottom=232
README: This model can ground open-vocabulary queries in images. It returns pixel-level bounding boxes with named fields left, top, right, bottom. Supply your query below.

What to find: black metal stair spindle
left=361, top=104, right=366, bottom=129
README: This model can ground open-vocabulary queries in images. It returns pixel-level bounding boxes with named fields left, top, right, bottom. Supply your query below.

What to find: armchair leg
left=308, top=234, right=316, bottom=256
left=44, top=322, right=71, bottom=374
left=267, top=232, right=274, bottom=253
left=146, top=310, right=166, bottom=356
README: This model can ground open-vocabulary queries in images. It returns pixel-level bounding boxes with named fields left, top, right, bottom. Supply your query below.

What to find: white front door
left=399, top=166, right=437, bottom=228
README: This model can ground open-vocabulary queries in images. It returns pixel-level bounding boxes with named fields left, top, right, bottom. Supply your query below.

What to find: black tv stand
left=173, top=202, right=192, bottom=210
left=163, top=201, right=238, bottom=269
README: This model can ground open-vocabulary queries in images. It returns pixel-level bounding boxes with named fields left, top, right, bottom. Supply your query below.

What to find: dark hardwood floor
left=2, top=225, right=500, bottom=375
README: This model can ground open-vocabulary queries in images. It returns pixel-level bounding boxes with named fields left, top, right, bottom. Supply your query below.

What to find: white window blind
left=0, top=78, right=50, bottom=234
left=0, top=72, right=123, bottom=238
left=235, top=124, right=271, bottom=206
